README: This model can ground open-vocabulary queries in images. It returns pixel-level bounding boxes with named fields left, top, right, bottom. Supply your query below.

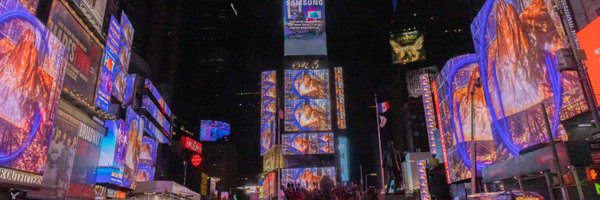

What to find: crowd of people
left=281, top=176, right=379, bottom=200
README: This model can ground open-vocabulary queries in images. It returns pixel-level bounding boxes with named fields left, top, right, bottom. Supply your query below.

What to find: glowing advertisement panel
left=471, top=0, right=586, bottom=156
left=96, top=120, right=132, bottom=188
left=338, top=136, right=349, bottom=182
left=436, top=55, right=498, bottom=182
left=285, top=56, right=328, bottom=70
left=420, top=73, right=437, bottom=155
left=281, top=167, right=336, bottom=190
left=142, top=95, right=171, bottom=136
left=124, top=107, right=144, bottom=188
left=95, top=16, right=120, bottom=111
left=67, top=121, right=103, bottom=199
left=48, top=0, right=103, bottom=105
left=71, top=0, right=107, bottom=33
left=0, top=0, right=68, bottom=185
left=135, top=136, right=157, bottom=182
left=334, top=67, right=346, bottom=130
left=417, top=160, right=431, bottom=200
left=577, top=17, right=600, bottom=104
left=282, top=132, right=334, bottom=155
left=119, top=12, right=134, bottom=73
left=283, top=0, right=327, bottom=55
left=144, top=79, right=172, bottom=118
left=261, top=71, right=277, bottom=155
left=284, top=69, right=332, bottom=132
left=144, top=117, right=169, bottom=143
left=390, top=30, right=426, bottom=64
left=18, top=0, right=38, bottom=14
left=199, top=120, right=231, bottom=142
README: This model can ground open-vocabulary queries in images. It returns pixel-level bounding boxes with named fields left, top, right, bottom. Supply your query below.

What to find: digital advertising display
left=281, top=167, right=336, bottom=190
left=261, top=71, right=277, bottom=155
left=390, top=30, right=425, bottom=64
left=144, top=117, right=169, bottom=143
left=470, top=0, right=586, bottom=156
left=135, top=136, right=157, bottom=182
left=420, top=73, right=437, bottom=155
left=285, top=56, right=328, bottom=70
left=334, top=67, right=346, bottom=130
left=96, top=120, right=132, bottom=188
left=283, top=0, right=327, bottom=56
left=125, top=107, right=144, bottom=188
left=95, top=16, right=120, bottom=111
left=182, top=136, right=203, bottom=154
left=119, top=12, right=134, bottom=73
left=199, top=120, right=231, bottom=142
left=0, top=0, right=68, bottom=185
left=18, top=0, right=38, bottom=14
left=436, top=54, right=499, bottom=182
left=71, top=0, right=107, bottom=33
left=144, top=79, right=173, bottom=118
left=142, top=95, right=171, bottom=137
left=577, top=17, right=600, bottom=104
left=48, top=0, right=103, bottom=105
left=284, top=99, right=331, bottom=132
left=282, top=132, right=334, bottom=155
left=338, top=136, right=349, bottom=182
left=67, top=121, right=103, bottom=199
left=285, top=69, right=329, bottom=99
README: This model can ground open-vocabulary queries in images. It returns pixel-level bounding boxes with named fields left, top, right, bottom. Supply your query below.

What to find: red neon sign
left=182, top=136, right=202, bottom=154
left=191, top=154, right=202, bottom=167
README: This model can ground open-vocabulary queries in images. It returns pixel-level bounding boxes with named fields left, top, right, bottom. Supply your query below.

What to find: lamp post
left=470, top=77, right=481, bottom=196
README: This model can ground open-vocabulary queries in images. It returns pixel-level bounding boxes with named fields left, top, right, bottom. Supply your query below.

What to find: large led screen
left=48, top=0, right=103, bottom=105
left=470, top=0, right=586, bottom=155
left=282, top=132, right=334, bottom=155
left=334, top=67, right=346, bottom=130
left=119, top=12, right=134, bottom=73
left=135, top=136, right=157, bottom=182
left=281, top=167, right=336, bottom=190
left=144, top=79, right=172, bottom=118
left=96, top=120, right=132, bottom=188
left=577, top=17, right=600, bottom=104
left=124, top=107, right=144, bottom=188
left=199, top=120, right=231, bottom=142
left=144, top=116, right=169, bottom=143
left=67, top=121, right=103, bottom=199
left=390, top=30, right=425, bottom=64
left=285, top=69, right=329, bottom=99
left=283, top=0, right=327, bottom=56
left=285, top=99, right=331, bottom=132
left=95, top=16, right=120, bottom=111
left=0, top=0, right=68, bottom=184
left=338, top=136, right=349, bottom=182
left=261, top=71, right=277, bottom=155
left=142, top=95, right=171, bottom=137
left=284, top=56, right=328, bottom=70
left=436, top=54, right=499, bottom=182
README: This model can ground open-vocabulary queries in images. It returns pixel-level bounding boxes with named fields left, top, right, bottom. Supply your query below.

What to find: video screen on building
left=144, top=117, right=169, bottom=143
left=68, top=122, right=103, bottom=199
left=135, top=136, right=157, bottom=182
left=338, top=136, right=349, bottom=182
left=390, top=30, right=425, bottom=64
left=95, top=16, right=120, bottom=111
left=124, top=107, right=144, bottom=187
left=470, top=0, right=585, bottom=155
left=199, top=120, right=231, bottom=142
left=284, top=99, right=331, bottom=132
left=261, top=71, right=277, bottom=155
left=96, top=119, right=133, bottom=189
left=144, top=79, right=173, bottom=117
left=283, top=0, right=327, bottom=55
left=48, top=0, right=103, bottom=106
left=282, top=132, right=334, bottom=155
left=285, top=69, right=330, bottom=99
left=0, top=0, right=68, bottom=184
left=334, top=67, right=346, bottom=130
left=577, top=17, right=600, bottom=104
left=436, top=55, right=497, bottom=182
left=142, top=95, right=172, bottom=137
left=281, top=167, right=336, bottom=190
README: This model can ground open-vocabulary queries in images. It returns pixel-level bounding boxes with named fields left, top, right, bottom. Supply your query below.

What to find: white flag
left=379, top=116, right=387, bottom=128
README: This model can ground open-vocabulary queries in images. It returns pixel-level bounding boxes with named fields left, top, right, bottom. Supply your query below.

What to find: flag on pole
left=378, top=101, right=390, bottom=114
left=379, top=116, right=387, bottom=128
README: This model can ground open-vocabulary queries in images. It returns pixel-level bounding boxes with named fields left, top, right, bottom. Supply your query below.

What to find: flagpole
left=374, top=94, right=385, bottom=194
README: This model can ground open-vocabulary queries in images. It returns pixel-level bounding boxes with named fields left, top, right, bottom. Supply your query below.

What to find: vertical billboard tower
left=278, top=0, right=347, bottom=187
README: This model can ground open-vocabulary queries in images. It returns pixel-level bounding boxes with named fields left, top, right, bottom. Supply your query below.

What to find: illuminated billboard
left=48, top=0, right=103, bottom=105
left=281, top=167, right=336, bottom=190
left=283, top=0, right=327, bottom=55
left=144, top=117, right=169, bottom=143
left=95, top=16, right=120, bottom=111
left=144, top=79, right=173, bottom=117
left=199, top=120, right=231, bottom=142
left=0, top=0, right=68, bottom=186
left=119, top=12, right=134, bottom=73
left=577, top=17, right=600, bottom=104
left=68, top=121, right=103, bottom=199
left=182, top=136, right=203, bottom=154
left=390, top=30, right=425, bottom=64
left=470, top=0, right=586, bottom=155
left=420, top=73, right=437, bottom=155
left=71, top=0, right=107, bottom=33
left=282, top=132, right=334, bottom=155
left=334, top=67, right=346, bottom=130
left=142, top=95, right=171, bottom=137
left=125, top=107, right=144, bottom=188
left=284, top=56, right=328, bottom=69
left=261, top=71, right=277, bottom=155
left=284, top=99, right=331, bottom=132
left=135, top=136, right=157, bottom=182
left=338, top=136, right=349, bottom=182
left=285, top=69, right=329, bottom=99
left=96, top=120, right=133, bottom=188
left=436, top=54, right=498, bottom=182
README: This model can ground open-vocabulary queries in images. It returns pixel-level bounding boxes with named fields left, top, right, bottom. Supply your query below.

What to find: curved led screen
left=282, top=132, right=334, bottom=155
left=0, top=0, right=68, bottom=184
